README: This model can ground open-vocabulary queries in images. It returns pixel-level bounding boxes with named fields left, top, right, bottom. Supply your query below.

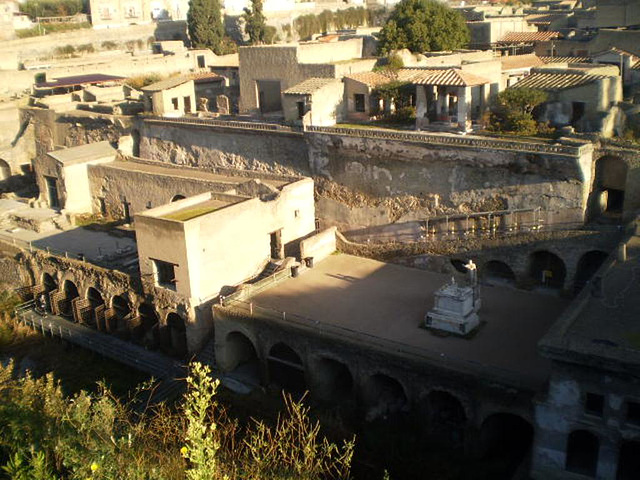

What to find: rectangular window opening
left=171, top=97, right=179, bottom=110
left=153, top=259, right=177, bottom=291
left=626, top=401, right=640, bottom=426
left=354, top=93, right=365, bottom=113
left=585, top=392, right=604, bottom=417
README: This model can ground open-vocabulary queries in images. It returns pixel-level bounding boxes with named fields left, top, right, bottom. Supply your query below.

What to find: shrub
left=77, top=43, right=95, bottom=53
left=53, top=44, right=76, bottom=56
left=101, top=40, right=119, bottom=50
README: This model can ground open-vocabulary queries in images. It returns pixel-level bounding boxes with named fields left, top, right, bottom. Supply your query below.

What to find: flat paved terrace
left=245, top=254, right=569, bottom=390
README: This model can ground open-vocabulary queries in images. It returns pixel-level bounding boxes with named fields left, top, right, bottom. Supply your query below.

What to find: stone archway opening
left=136, top=303, right=159, bottom=347
left=426, top=390, right=466, bottom=446
left=166, top=312, right=188, bottom=359
left=267, top=342, right=306, bottom=395
left=528, top=251, right=566, bottom=289
left=112, top=295, right=131, bottom=321
left=86, top=287, right=104, bottom=328
left=225, top=332, right=260, bottom=386
left=593, top=155, right=627, bottom=218
left=565, top=430, right=599, bottom=477
left=60, top=280, right=79, bottom=317
left=363, top=373, right=408, bottom=422
left=482, top=260, right=516, bottom=285
left=40, top=273, right=57, bottom=312
left=314, top=357, right=354, bottom=404
left=171, top=194, right=186, bottom=203
left=480, top=413, right=533, bottom=474
left=574, top=250, right=609, bottom=294
left=617, top=440, right=640, bottom=480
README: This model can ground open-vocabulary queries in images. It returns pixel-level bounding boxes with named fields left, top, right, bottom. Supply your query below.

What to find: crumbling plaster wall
left=139, top=121, right=310, bottom=174
left=531, top=361, right=640, bottom=480
left=138, top=121, right=595, bottom=230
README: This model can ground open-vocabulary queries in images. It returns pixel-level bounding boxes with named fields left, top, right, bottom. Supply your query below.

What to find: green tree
left=377, top=0, right=469, bottom=55
left=489, top=88, right=549, bottom=135
left=243, top=0, right=267, bottom=45
left=187, top=0, right=227, bottom=54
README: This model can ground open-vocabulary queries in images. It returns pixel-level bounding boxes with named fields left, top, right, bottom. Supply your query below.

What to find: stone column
left=416, top=85, right=428, bottom=129
left=457, top=86, right=471, bottom=130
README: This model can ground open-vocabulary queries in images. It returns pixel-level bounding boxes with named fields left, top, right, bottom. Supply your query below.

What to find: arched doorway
left=166, top=312, right=188, bottom=358
left=86, top=287, right=104, bottom=327
left=363, top=373, right=408, bottom=421
left=593, top=156, right=627, bottom=217
left=225, top=332, right=260, bottom=386
left=170, top=194, right=186, bottom=203
left=314, top=357, right=354, bottom=404
left=482, top=260, right=516, bottom=285
left=565, top=430, right=599, bottom=477
left=617, top=440, right=640, bottom=480
left=528, top=251, right=566, bottom=289
left=425, top=390, right=466, bottom=446
left=61, top=280, right=79, bottom=317
left=112, top=295, right=131, bottom=321
left=574, top=250, right=609, bottom=293
left=136, top=303, right=159, bottom=347
left=480, top=413, right=534, bottom=476
left=267, top=342, right=306, bottom=395
left=40, top=273, right=57, bottom=312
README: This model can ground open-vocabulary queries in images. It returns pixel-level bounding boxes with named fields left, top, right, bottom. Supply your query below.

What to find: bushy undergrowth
left=0, top=359, right=354, bottom=479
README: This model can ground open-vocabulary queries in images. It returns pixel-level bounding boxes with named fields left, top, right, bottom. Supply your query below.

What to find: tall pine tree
left=243, top=0, right=268, bottom=45
left=187, top=0, right=226, bottom=54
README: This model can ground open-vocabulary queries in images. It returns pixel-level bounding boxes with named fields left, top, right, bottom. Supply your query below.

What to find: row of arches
left=565, top=430, right=640, bottom=480
left=223, top=332, right=534, bottom=465
left=37, top=273, right=188, bottom=358
left=467, top=248, right=609, bottom=293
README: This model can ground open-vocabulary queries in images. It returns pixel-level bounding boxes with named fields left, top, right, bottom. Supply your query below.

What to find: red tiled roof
left=498, top=31, right=561, bottom=43
left=408, top=69, right=490, bottom=87
left=190, top=72, right=225, bottom=84
left=344, top=71, right=395, bottom=87
left=540, top=56, right=592, bottom=64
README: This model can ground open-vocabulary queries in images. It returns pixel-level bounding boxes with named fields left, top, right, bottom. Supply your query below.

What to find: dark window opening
left=171, top=97, right=179, bottom=110
left=45, top=176, right=60, bottom=209
left=99, top=198, right=107, bottom=215
left=571, top=101, right=586, bottom=125
left=566, top=430, right=599, bottom=477
left=122, top=201, right=131, bottom=223
left=184, top=96, right=191, bottom=113
left=154, top=260, right=177, bottom=291
left=626, top=401, right=640, bottom=426
left=605, top=188, right=625, bottom=213
left=270, top=230, right=283, bottom=260
left=354, top=93, right=365, bottom=113
left=297, top=101, right=305, bottom=119
left=585, top=393, right=604, bottom=417
left=617, top=440, right=640, bottom=480
left=197, top=55, right=206, bottom=68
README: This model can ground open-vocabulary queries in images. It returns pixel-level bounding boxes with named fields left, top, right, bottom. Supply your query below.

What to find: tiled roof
left=632, top=60, right=640, bottom=71
left=511, top=72, right=604, bottom=91
left=540, top=56, right=592, bottom=64
left=525, top=13, right=567, bottom=25
left=141, top=76, right=192, bottom=92
left=190, top=72, right=225, bottom=84
left=344, top=71, right=395, bottom=87
left=284, top=78, right=339, bottom=95
left=408, top=69, right=490, bottom=87
left=498, top=31, right=561, bottom=43
left=592, top=47, right=639, bottom=59
left=345, top=68, right=490, bottom=87
left=501, top=54, right=545, bottom=71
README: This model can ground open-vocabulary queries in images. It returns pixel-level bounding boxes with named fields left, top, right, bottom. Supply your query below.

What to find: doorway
left=45, top=176, right=60, bottom=209
left=270, top=229, right=283, bottom=259
left=184, top=96, right=192, bottom=113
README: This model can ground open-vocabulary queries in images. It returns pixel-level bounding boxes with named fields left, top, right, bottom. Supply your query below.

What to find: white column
left=457, top=86, right=471, bottom=130
left=416, top=85, right=427, bottom=119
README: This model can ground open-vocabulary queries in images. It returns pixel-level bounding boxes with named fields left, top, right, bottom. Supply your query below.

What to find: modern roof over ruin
left=345, top=68, right=490, bottom=88
left=47, top=141, right=117, bottom=166
left=498, top=31, right=561, bottom=43
left=35, top=73, right=125, bottom=89
left=540, top=56, right=592, bottom=64
left=244, top=253, right=569, bottom=389
left=283, top=78, right=341, bottom=95
left=511, top=72, right=605, bottom=91
left=141, top=76, right=193, bottom=92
